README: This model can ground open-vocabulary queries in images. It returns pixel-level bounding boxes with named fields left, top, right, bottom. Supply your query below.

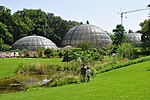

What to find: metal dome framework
left=126, top=33, right=141, bottom=46
left=61, top=24, right=112, bottom=48
left=12, top=35, right=58, bottom=51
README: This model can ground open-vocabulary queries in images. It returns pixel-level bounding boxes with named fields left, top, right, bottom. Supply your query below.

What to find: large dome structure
left=126, top=32, right=141, bottom=46
left=12, top=35, right=58, bottom=51
left=61, top=24, right=112, bottom=48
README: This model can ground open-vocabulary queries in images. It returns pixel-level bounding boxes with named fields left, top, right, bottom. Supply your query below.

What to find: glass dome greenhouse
left=61, top=24, right=112, bottom=48
left=12, top=35, right=58, bottom=51
left=126, top=33, right=141, bottom=46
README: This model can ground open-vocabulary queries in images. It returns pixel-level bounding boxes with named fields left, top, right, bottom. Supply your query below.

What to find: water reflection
left=0, top=75, right=50, bottom=94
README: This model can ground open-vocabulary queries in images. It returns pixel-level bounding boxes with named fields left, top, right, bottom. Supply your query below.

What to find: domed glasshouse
left=126, top=33, right=142, bottom=46
left=12, top=35, right=58, bottom=51
left=61, top=24, right=112, bottom=48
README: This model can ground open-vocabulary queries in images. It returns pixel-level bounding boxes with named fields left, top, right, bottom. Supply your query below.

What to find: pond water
left=0, top=75, right=50, bottom=94
left=0, top=84, right=24, bottom=94
left=0, top=88, right=24, bottom=94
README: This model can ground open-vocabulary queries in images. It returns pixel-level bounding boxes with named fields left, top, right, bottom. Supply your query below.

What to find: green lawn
left=0, top=58, right=62, bottom=79
left=1, top=60, right=150, bottom=100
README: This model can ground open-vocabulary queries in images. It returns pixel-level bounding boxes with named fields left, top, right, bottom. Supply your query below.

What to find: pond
left=0, top=85, right=24, bottom=94
left=0, top=75, right=51, bottom=94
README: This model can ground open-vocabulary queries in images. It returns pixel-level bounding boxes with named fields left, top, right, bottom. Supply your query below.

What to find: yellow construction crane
left=119, top=4, right=150, bottom=25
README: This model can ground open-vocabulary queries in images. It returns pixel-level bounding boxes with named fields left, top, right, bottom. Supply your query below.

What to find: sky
left=0, top=0, right=150, bottom=33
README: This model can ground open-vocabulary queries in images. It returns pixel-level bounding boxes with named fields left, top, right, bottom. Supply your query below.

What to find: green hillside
left=1, top=60, right=150, bottom=100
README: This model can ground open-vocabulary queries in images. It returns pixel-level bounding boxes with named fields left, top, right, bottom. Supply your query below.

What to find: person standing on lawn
left=81, top=64, right=87, bottom=83
left=86, top=66, right=91, bottom=82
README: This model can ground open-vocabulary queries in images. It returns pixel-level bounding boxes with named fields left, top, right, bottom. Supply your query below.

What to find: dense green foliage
left=12, top=9, right=49, bottom=41
left=1, top=3, right=150, bottom=100
left=0, top=5, right=79, bottom=51
left=0, top=38, right=11, bottom=51
left=62, top=48, right=103, bottom=63
left=98, top=55, right=150, bottom=73
left=1, top=60, right=150, bottom=100
left=116, top=43, right=135, bottom=59
left=0, top=6, right=14, bottom=45
left=15, top=60, right=82, bottom=87
left=113, top=24, right=127, bottom=46
left=36, top=48, right=45, bottom=58
left=44, top=48, right=57, bottom=58
left=77, top=41, right=92, bottom=51
left=140, top=19, right=150, bottom=52
left=0, top=7, right=13, bottom=51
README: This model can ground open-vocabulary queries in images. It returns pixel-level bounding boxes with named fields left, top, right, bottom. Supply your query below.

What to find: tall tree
left=0, top=22, right=13, bottom=45
left=0, top=5, right=12, bottom=26
left=113, top=24, right=127, bottom=46
left=47, top=13, right=79, bottom=46
left=0, top=5, right=14, bottom=45
left=12, top=9, right=49, bottom=41
left=0, top=5, right=80, bottom=47
left=140, top=19, right=150, bottom=51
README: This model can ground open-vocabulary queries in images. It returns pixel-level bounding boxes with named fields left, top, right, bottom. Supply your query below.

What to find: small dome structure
left=61, top=24, right=112, bottom=48
left=12, top=35, right=58, bottom=51
left=126, top=33, right=141, bottom=46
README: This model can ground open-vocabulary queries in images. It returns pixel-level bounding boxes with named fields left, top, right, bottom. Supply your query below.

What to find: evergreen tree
left=113, top=24, right=127, bottom=46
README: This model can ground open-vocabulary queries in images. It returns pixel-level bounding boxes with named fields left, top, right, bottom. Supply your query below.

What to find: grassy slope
left=1, top=60, right=150, bottom=100
left=0, top=58, right=62, bottom=79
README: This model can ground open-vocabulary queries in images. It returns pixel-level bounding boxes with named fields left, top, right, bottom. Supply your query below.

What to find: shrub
left=15, top=62, right=47, bottom=75
left=22, top=49, right=30, bottom=57
left=44, top=48, right=57, bottom=58
left=62, top=50, right=79, bottom=62
left=98, top=56, right=150, bottom=73
left=37, top=48, right=45, bottom=58
left=91, top=52, right=103, bottom=61
left=50, top=75, right=79, bottom=87
left=62, top=48, right=104, bottom=63
left=0, top=38, right=11, bottom=51
left=58, top=50, right=64, bottom=58
left=116, top=43, right=134, bottom=59
left=1, top=44, right=11, bottom=51
left=78, top=41, right=92, bottom=51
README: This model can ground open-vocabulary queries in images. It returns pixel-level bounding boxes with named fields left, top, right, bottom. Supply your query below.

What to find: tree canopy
left=0, top=5, right=79, bottom=51
left=112, top=24, right=127, bottom=46
left=140, top=19, right=150, bottom=51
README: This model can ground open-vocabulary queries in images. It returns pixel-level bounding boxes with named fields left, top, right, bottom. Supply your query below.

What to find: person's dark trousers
left=87, top=76, right=90, bottom=82
left=82, top=75, right=86, bottom=83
